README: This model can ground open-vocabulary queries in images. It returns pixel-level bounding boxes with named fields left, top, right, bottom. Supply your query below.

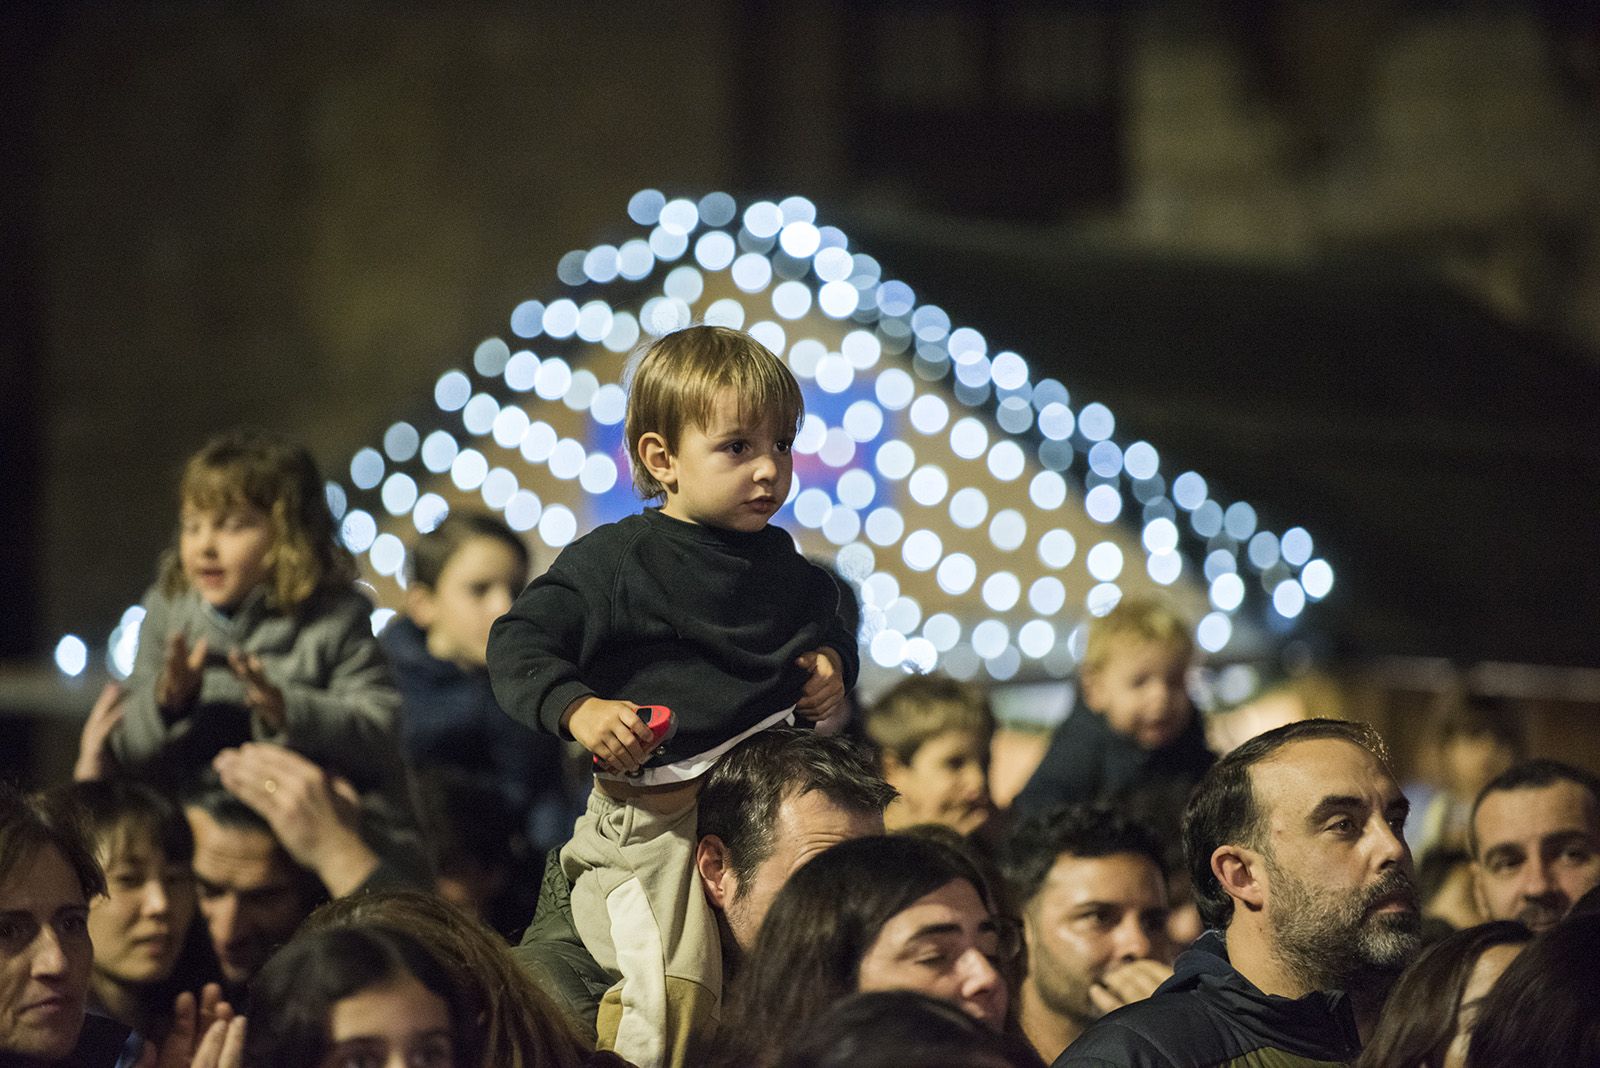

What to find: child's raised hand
left=566, top=697, right=658, bottom=774
left=795, top=647, right=849, bottom=736
left=228, top=650, right=287, bottom=733
left=156, top=633, right=209, bottom=717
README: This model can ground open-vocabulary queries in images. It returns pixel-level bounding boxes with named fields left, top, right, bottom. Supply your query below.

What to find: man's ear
left=696, top=835, right=735, bottom=912
left=637, top=431, right=677, bottom=494
left=1212, top=844, right=1266, bottom=913
left=404, top=582, right=437, bottom=629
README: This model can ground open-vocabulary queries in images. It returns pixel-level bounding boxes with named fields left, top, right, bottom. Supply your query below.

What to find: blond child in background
left=489, top=325, right=858, bottom=1068
left=865, top=674, right=995, bottom=837
left=1012, top=597, right=1212, bottom=849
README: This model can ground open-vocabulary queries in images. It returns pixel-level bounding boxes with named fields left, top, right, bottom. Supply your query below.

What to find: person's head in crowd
left=624, top=324, right=804, bottom=523
left=244, top=923, right=480, bottom=1068
left=182, top=781, right=321, bottom=988
left=404, top=512, right=530, bottom=671
left=1184, top=718, right=1419, bottom=1015
left=1429, top=694, right=1523, bottom=802
left=778, top=991, right=1046, bottom=1068
left=1417, top=847, right=1483, bottom=932
left=160, top=428, right=353, bottom=614
left=0, top=784, right=103, bottom=1063
left=715, top=834, right=1015, bottom=1068
left=414, top=769, right=531, bottom=941
left=864, top=674, right=994, bottom=836
left=45, top=780, right=205, bottom=1037
left=694, top=728, right=895, bottom=963
left=1469, top=758, right=1600, bottom=933
left=1003, top=804, right=1170, bottom=1061
left=1354, top=920, right=1530, bottom=1068
left=1080, top=596, right=1194, bottom=751
left=306, top=890, right=592, bottom=1068
left=1465, top=911, right=1600, bottom=1068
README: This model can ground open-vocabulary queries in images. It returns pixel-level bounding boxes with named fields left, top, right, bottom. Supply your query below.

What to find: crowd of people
left=4, top=324, right=1599, bottom=1068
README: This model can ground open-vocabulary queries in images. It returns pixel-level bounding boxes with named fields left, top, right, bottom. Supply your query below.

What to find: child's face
left=883, top=729, right=992, bottom=836
left=408, top=536, right=527, bottom=669
left=1082, top=637, right=1193, bottom=751
left=650, top=389, right=794, bottom=533
left=180, top=503, right=274, bottom=611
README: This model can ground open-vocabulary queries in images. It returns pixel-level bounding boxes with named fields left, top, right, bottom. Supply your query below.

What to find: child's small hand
left=228, top=650, right=287, bottom=733
left=795, top=647, right=849, bottom=736
left=566, top=697, right=658, bottom=774
left=156, top=633, right=209, bottom=716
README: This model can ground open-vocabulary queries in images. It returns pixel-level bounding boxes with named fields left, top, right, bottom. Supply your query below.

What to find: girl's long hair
left=160, top=428, right=353, bottom=611
left=245, top=924, right=482, bottom=1067
left=711, top=834, right=1000, bottom=1068
left=303, top=890, right=589, bottom=1068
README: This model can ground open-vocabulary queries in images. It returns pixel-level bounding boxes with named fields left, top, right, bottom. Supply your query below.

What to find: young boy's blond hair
left=1082, top=596, right=1194, bottom=676
left=865, top=674, right=995, bottom=765
left=623, top=325, right=804, bottom=500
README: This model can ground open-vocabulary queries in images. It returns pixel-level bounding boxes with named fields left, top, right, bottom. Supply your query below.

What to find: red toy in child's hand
left=594, top=705, right=676, bottom=773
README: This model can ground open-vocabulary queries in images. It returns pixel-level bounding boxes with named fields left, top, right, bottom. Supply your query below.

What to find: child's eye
left=726, top=441, right=748, bottom=455
left=775, top=440, right=792, bottom=454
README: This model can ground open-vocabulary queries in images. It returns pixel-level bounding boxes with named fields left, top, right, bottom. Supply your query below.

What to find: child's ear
left=637, top=431, right=677, bottom=493
left=404, top=582, right=438, bottom=628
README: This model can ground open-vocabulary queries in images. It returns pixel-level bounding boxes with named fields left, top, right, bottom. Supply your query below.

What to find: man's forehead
left=1039, top=851, right=1166, bottom=906
left=1475, top=780, right=1600, bottom=845
left=190, top=825, right=289, bottom=887
left=1252, top=737, right=1400, bottom=814
left=767, top=790, right=881, bottom=866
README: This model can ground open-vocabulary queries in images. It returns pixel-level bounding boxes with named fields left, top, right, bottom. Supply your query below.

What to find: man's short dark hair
left=1003, top=803, right=1167, bottom=910
left=1468, top=759, right=1600, bottom=858
left=0, top=782, right=106, bottom=901
left=697, top=728, right=895, bottom=886
left=181, top=774, right=275, bottom=838
left=1183, top=718, right=1392, bottom=930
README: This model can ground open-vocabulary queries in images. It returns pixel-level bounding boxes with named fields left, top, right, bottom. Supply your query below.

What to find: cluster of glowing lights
left=56, top=189, right=1334, bottom=685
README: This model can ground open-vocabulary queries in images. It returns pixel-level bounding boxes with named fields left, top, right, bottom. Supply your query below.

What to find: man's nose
left=1518, top=855, right=1561, bottom=900
left=30, top=928, right=70, bottom=978
left=1113, top=915, right=1154, bottom=964
left=958, top=946, right=1003, bottom=1002
left=207, top=895, right=243, bottom=944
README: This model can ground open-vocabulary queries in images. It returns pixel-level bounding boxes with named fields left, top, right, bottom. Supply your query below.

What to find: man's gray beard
left=1265, top=857, right=1422, bottom=994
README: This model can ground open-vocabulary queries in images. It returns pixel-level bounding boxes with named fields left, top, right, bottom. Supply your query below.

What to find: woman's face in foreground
left=320, top=973, right=455, bottom=1068
left=856, top=878, right=1009, bottom=1031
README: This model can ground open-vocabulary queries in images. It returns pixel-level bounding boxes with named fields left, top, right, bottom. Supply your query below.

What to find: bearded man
left=1056, top=719, right=1421, bottom=1068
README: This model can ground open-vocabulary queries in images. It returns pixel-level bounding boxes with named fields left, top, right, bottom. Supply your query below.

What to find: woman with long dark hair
left=244, top=925, right=481, bottom=1067
left=711, top=834, right=1017, bottom=1068
left=1355, top=921, right=1529, bottom=1068
left=1466, top=912, right=1600, bottom=1068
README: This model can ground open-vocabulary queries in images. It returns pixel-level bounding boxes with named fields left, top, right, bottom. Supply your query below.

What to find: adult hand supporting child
left=565, top=696, right=658, bottom=774
left=227, top=650, right=287, bottom=733
left=213, top=742, right=378, bottom=897
left=795, top=647, right=848, bottom=736
left=156, top=633, right=209, bottom=719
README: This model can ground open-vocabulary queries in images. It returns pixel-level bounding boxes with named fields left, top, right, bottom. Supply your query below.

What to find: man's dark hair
left=698, top=728, right=895, bottom=887
left=1468, top=758, right=1600, bottom=858
left=180, top=774, right=275, bottom=838
left=0, top=781, right=106, bottom=901
left=1003, top=803, right=1167, bottom=910
left=1183, top=718, right=1392, bottom=930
